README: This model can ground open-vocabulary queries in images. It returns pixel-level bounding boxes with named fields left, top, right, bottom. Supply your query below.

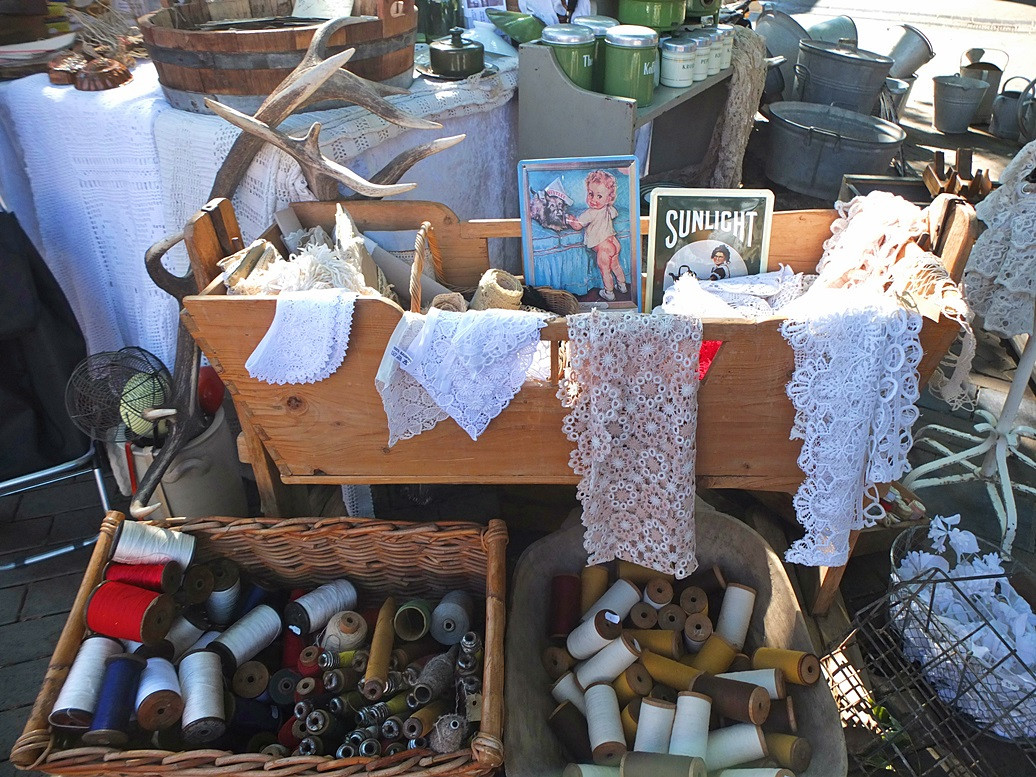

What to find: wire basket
left=822, top=523, right=1036, bottom=777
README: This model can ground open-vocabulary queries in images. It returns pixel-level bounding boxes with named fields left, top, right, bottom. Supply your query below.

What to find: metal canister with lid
left=716, top=23, right=734, bottom=69
left=660, top=35, right=699, bottom=88
left=572, top=15, right=620, bottom=92
left=540, top=23, right=597, bottom=90
left=703, top=28, right=722, bottom=74
left=603, top=24, right=659, bottom=106
left=429, top=27, right=484, bottom=78
left=679, top=29, right=711, bottom=81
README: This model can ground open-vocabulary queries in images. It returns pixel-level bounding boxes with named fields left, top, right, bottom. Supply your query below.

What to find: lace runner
left=245, top=289, right=357, bottom=385
left=559, top=311, right=703, bottom=578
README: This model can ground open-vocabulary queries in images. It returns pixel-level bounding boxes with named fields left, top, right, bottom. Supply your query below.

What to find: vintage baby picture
left=518, top=156, right=641, bottom=311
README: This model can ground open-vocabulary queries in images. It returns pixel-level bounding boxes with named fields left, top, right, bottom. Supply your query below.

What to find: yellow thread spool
left=361, top=597, right=396, bottom=700
left=582, top=566, right=610, bottom=615
left=764, top=732, right=812, bottom=772
left=641, top=649, right=701, bottom=690
left=613, top=662, right=652, bottom=707
left=751, top=648, right=820, bottom=686
left=542, top=645, right=576, bottom=680
left=616, top=561, right=674, bottom=586
left=625, top=629, right=683, bottom=659
left=620, top=702, right=639, bottom=746
left=690, top=634, right=736, bottom=674
left=404, top=699, right=447, bottom=737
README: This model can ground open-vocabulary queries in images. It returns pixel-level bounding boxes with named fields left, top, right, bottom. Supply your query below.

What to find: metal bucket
left=755, top=6, right=810, bottom=101
left=806, top=15, right=857, bottom=44
left=886, top=77, right=910, bottom=115
left=767, top=101, right=906, bottom=201
left=933, top=73, right=989, bottom=133
left=884, top=24, right=934, bottom=79
left=959, top=47, right=1008, bottom=124
left=794, top=39, right=892, bottom=114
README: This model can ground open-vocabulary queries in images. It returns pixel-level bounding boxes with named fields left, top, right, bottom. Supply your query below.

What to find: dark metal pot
left=429, top=27, right=484, bottom=78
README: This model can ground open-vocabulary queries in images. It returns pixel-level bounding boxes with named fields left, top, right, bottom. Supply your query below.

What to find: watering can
left=990, top=75, right=1032, bottom=140
left=960, top=47, right=1008, bottom=124
left=1017, top=75, right=1036, bottom=145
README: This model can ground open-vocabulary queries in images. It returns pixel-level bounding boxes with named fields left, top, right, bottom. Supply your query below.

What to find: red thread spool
left=86, top=581, right=175, bottom=645
left=297, top=645, right=322, bottom=677
left=550, top=574, right=582, bottom=639
left=104, top=561, right=183, bottom=593
left=277, top=716, right=301, bottom=748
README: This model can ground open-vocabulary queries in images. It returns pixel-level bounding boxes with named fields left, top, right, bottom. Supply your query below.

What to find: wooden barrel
left=139, top=0, right=416, bottom=114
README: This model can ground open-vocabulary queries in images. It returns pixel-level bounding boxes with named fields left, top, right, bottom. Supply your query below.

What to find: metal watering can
left=991, top=75, right=1032, bottom=140
left=1017, top=76, right=1036, bottom=144
left=959, top=47, right=1008, bottom=124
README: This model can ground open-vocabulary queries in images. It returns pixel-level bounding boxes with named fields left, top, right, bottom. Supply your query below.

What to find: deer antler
left=350, top=134, right=468, bottom=198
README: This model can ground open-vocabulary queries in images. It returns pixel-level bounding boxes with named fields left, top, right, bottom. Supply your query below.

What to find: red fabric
left=699, top=340, right=722, bottom=379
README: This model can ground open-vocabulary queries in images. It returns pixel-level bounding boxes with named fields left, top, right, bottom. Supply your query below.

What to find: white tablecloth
left=0, top=61, right=519, bottom=368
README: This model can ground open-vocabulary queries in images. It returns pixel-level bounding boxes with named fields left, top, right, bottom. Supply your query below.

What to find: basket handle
left=409, top=221, right=446, bottom=313
left=10, top=511, right=125, bottom=770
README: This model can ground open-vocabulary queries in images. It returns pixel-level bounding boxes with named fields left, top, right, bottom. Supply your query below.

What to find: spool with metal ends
left=233, top=661, right=270, bottom=699
left=181, top=564, right=215, bottom=605
left=295, top=676, right=319, bottom=698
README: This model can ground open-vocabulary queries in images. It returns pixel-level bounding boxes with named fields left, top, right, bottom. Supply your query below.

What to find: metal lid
left=571, top=15, right=620, bottom=38
left=430, top=27, right=483, bottom=54
left=605, top=24, right=659, bottom=48
left=661, top=35, right=699, bottom=53
left=716, top=23, right=735, bottom=38
left=541, top=23, right=595, bottom=45
left=679, top=29, right=713, bottom=44
left=799, top=39, right=892, bottom=66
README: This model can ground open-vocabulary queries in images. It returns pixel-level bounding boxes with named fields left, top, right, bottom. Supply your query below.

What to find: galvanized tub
left=933, top=73, right=989, bottom=134
left=794, top=39, right=892, bottom=114
left=767, top=101, right=906, bottom=201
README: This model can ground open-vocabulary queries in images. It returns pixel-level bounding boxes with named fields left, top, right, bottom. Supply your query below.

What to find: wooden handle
left=11, top=511, right=125, bottom=769
left=410, top=222, right=430, bottom=313
left=472, top=519, right=508, bottom=769
left=184, top=198, right=244, bottom=292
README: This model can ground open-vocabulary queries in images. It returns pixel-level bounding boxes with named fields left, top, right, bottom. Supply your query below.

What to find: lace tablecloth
left=0, top=61, right=518, bottom=367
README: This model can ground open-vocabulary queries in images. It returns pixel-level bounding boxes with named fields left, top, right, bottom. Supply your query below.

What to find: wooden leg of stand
left=813, top=529, right=860, bottom=615
left=237, top=419, right=293, bottom=518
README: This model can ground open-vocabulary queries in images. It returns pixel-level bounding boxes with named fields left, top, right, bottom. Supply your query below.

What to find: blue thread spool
left=235, top=582, right=274, bottom=620
left=230, top=696, right=283, bottom=733
left=82, top=653, right=147, bottom=746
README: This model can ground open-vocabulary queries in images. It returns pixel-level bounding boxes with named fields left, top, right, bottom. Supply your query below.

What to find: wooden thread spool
left=763, top=732, right=812, bottom=773
left=657, top=605, right=687, bottom=632
left=762, top=697, right=797, bottom=734
left=543, top=645, right=576, bottom=680
left=402, top=699, right=447, bottom=738
left=134, top=657, right=183, bottom=732
left=688, top=674, right=770, bottom=726
left=551, top=574, right=583, bottom=640
left=620, top=699, right=640, bottom=746
left=205, top=559, right=241, bottom=626
left=233, top=661, right=270, bottom=699
left=163, top=615, right=206, bottom=663
left=728, top=653, right=752, bottom=673
left=628, top=603, right=658, bottom=629
left=85, top=581, right=175, bottom=646
left=714, top=584, right=755, bottom=652
left=690, top=634, right=736, bottom=674
left=649, top=684, right=678, bottom=704
left=669, top=691, right=710, bottom=758
left=581, top=566, right=611, bottom=616
left=548, top=700, right=593, bottom=762
left=178, top=649, right=227, bottom=744
left=577, top=634, right=642, bottom=687
left=678, top=587, right=708, bottom=616
left=362, top=597, right=396, bottom=700
left=583, top=579, right=641, bottom=624
left=268, top=668, right=301, bottom=707
left=81, top=652, right=147, bottom=746
left=210, top=604, right=281, bottom=674
left=716, top=669, right=786, bottom=700
left=564, top=765, right=622, bottom=777
left=704, top=724, right=767, bottom=772
left=110, top=520, right=196, bottom=567
left=641, top=649, right=701, bottom=691
left=616, top=561, right=674, bottom=587
left=393, top=599, right=432, bottom=642
left=620, top=751, right=706, bottom=777
left=585, top=682, right=627, bottom=767
left=49, top=635, right=123, bottom=730
left=751, top=648, right=820, bottom=686
left=568, top=609, right=623, bottom=659
left=682, top=614, right=712, bottom=655
left=286, top=579, right=358, bottom=637
left=683, top=565, right=726, bottom=616
left=295, top=676, right=320, bottom=701
left=633, top=698, right=675, bottom=753
left=643, top=578, right=674, bottom=610
left=626, top=630, right=682, bottom=660
left=711, top=770, right=793, bottom=777
left=613, top=663, right=652, bottom=707
left=298, top=644, right=322, bottom=676
left=552, top=670, right=587, bottom=715
left=104, top=560, right=184, bottom=594
left=181, top=564, right=215, bottom=605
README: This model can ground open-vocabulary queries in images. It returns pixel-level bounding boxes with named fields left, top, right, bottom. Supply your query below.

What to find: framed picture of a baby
left=518, top=156, right=641, bottom=312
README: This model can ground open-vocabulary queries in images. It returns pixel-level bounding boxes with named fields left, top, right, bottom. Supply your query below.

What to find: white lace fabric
left=559, top=311, right=703, bottom=578
left=245, top=289, right=357, bottom=385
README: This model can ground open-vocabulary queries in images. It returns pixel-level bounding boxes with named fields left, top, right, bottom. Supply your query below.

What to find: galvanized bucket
left=884, top=23, right=934, bottom=79
left=933, top=74, right=989, bottom=133
left=794, top=39, right=892, bottom=114
left=755, top=6, right=810, bottom=101
left=959, top=47, right=1008, bottom=124
left=886, top=76, right=910, bottom=115
left=806, top=15, right=857, bottom=44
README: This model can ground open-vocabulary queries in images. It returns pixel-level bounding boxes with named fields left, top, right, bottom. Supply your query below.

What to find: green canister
left=617, top=0, right=682, bottom=30
left=540, top=24, right=596, bottom=90
left=604, top=24, right=660, bottom=106
left=572, top=15, right=620, bottom=92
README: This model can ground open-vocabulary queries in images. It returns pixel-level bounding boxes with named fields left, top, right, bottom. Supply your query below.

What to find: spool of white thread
left=49, top=636, right=123, bottom=729
left=286, top=579, right=358, bottom=635
left=320, top=610, right=368, bottom=652
left=705, top=724, right=767, bottom=772
left=185, top=630, right=221, bottom=654
left=206, top=578, right=241, bottom=626
left=164, top=615, right=206, bottom=662
left=582, top=580, right=641, bottom=623
left=576, top=635, right=640, bottom=687
left=430, top=590, right=474, bottom=645
left=122, top=640, right=143, bottom=653
left=714, top=584, right=756, bottom=652
left=715, top=669, right=785, bottom=700
left=563, top=765, right=621, bottom=777
left=585, top=682, right=627, bottom=766
left=551, top=671, right=587, bottom=715
left=669, top=691, right=710, bottom=758
left=135, top=657, right=183, bottom=731
left=568, top=610, right=622, bottom=660
left=111, top=520, right=196, bottom=567
left=179, top=650, right=226, bottom=743
left=633, top=698, right=675, bottom=753
left=713, top=769, right=794, bottom=777
left=211, top=604, right=281, bottom=672
left=642, top=579, right=674, bottom=610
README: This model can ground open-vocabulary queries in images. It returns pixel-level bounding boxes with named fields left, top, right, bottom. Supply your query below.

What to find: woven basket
left=12, top=511, right=508, bottom=777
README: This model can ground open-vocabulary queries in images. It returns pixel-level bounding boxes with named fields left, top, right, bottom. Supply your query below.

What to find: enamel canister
left=660, top=35, right=698, bottom=87
left=704, top=28, right=722, bottom=74
left=680, top=29, right=711, bottom=80
left=604, top=24, right=659, bottom=106
left=716, top=23, right=734, bottom=69
left=572, top=15, right=620, bottom=92
left=617, top=0, right=683, bottom=30
left=540, top=23, right=596, bottom=90
left=428, top=27, right=484, bottom=78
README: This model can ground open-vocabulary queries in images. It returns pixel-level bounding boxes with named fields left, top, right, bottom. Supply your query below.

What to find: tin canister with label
left=573, top=15, right=620, bottom=92
left=541, top=23, right=596, bottom=90
left=680, top=29, right=711, bottom=80
left=604, top=25, right=660, bottom=106
left=703, top=28, right=722, bottom=74
left=660, top=35, right=699, bottom=87
left=716, top=23, right=734, bottom=69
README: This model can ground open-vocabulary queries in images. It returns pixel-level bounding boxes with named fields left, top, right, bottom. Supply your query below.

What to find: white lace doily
left=559, top=311, right=703, bottom=578
left=245, top=289, right=357, bottom=385
left=376, top=312, right=449, bottom=447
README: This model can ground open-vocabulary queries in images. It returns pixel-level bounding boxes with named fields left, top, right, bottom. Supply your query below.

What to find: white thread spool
left=713, top=769, right=794, bottom=777
left=633, top=698, right=675, bottom=753
left=164, top=615, right=206, bottom=662
left=206, top=578, right=241, bottom=626
left=122, top=640, right=143, bottom=653
left=669, top=691, right=710, bottom=758
left=705, top=724, right=767, bottom=772
left=430, top=590, right=474, bottom=645
left=714, top=584, right=756, bottom=651
left=551, top=671, right=587, bottom=715
left=111, top=520, right=195, bottom=567
left=179, top=650, right=226, bottom=743
left=642, top=578, right=674, bottom=610
left=49, top=636, right=123, bottom=729
left=563, top=765, right=621, bottom=777
left=135, top=657, right=183, bottom=731
left=286, top=579, right=358, bottom=635
left=715, top=669, right=785, bottom=700
left=576, top=635, right=641, bottom=687
left=582, top=580, right=641, bottom=623
left=320, top=610, right=368, bottom=652
left=186, top=630, right=221, bottom=654
left=210, top=605, right=281, bottom=672
left=568, top=610, right=622, bottom=659
left=584, top=682, right=626, bottom=766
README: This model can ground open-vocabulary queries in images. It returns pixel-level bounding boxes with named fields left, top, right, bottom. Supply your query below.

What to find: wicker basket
left=11, top=511, right=508, bottom=777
